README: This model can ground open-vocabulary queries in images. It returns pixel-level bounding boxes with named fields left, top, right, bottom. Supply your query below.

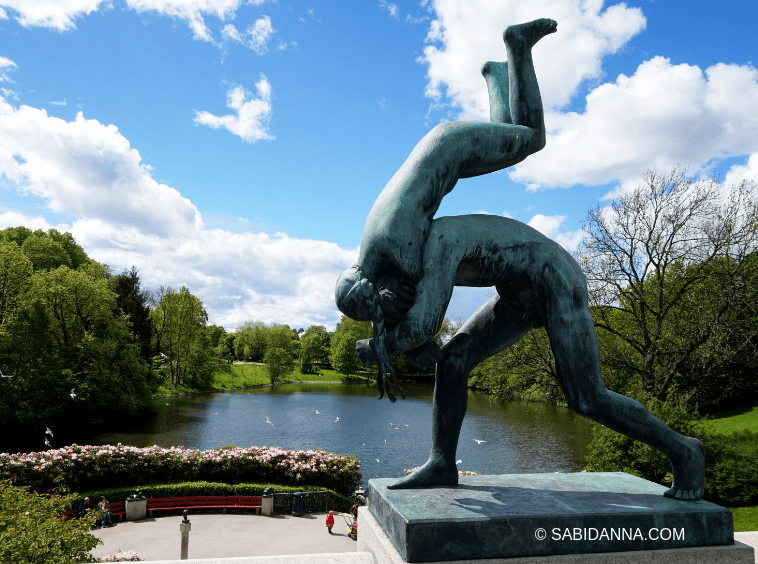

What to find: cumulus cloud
left=0, top=0, right=107, bottom=31
left=0, top=95, right=202, bottom=238
left=126, top=0, right=240, bottom=42
left=724, top=153, right=758, bottom=187
left=0, top=91, right=356, bottom=330
left=527, top=213, right=585, bottom=251
left=510, top=58, right=758, bottom=192
left=380, top=0, right=399, bottom=19
left=419, top=0, right=646, bottom=120
left=194, top=77, right=274, bottom=143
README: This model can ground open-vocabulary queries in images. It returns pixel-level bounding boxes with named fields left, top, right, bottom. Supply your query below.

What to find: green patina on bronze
left=335, top=19, right=705, bottom=501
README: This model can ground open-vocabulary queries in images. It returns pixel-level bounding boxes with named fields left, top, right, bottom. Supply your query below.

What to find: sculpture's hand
left=355, top=339, right=378, bottom=366
left=405, top=341, right=443, bottom=370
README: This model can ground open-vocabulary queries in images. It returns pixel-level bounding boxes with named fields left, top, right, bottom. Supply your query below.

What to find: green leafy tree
left=234, top=321, right=268, bottom=361
left=264, top=346, right=295, bottom=384
left=0, top=240, right=33, bottom=336
left=0, top=479, right=102, bottom=563
left=110, top=266, right=152, bottom=361
left=151, top=286, right=208, bottom=386
left=576, top=167, right=758, bottom=402
left=330, top=335, right=363, bottom=377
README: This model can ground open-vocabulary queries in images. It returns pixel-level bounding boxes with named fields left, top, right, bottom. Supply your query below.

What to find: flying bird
left=45, top=427, right=53, bottom=437
left=375, top=459, right=380, bottom=463
left=456, top=460, right=462, bottom=464
left=70, top=388, right=76, bottom=400
left=334, top=417, right=339, bottom=423
left=44, top=437, right=52, bottom=448
left=0, top=370, right=13, bottom=377
left=473, top=439, right=486, bottom=444
left=315, top=410, right=320, bottom=414
left=266, top=417, right=274, bottom=427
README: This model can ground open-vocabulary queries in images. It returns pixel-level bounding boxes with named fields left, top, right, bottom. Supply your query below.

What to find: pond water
left=83, top=382, right=594, bottom=488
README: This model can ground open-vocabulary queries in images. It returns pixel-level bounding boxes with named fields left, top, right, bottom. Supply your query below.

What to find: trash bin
left=262, top=488, right=274, bottom=516
left=291, top=492, right=304, bottom=516
left=125, top=490, right=147, bottom=521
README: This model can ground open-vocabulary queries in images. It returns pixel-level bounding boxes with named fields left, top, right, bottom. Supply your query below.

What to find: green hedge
left=585, top=394, right=758, bottom=506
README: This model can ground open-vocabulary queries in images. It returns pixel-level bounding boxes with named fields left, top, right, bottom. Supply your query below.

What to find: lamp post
left=180, top=510, right=191, bottom=560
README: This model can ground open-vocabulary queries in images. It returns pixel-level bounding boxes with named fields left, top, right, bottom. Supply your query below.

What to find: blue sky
left=0, top=0, right=757, bottom=331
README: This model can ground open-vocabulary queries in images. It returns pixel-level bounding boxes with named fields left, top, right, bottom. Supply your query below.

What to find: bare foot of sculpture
left=664, top=437, right=705, bottom=500
left=387, top=459, right=458, bottom=490
left=504, top=18, right=557, bottom=48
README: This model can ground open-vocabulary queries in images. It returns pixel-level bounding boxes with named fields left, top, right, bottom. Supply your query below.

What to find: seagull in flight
left=0, top=369, right=13, bottom=377
left=456, top=460, right=462, bottom=464
left=70, top=388, right=76, bottom=400
left=375, top=459, right=380, bottom=463
left=266, top=416, right=274, bottom=427
left=473, top=439, right=486, bottom=444
left=315, top=410, right=320, bottom=414
left=334, top=417, right=339, bottom=423
left=45, top=427, right=53, bottom=437
left=44, top=437, right=52, bottom=448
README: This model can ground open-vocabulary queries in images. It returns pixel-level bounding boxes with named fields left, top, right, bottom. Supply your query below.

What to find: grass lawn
left=731, top=505, right=758, bottom=533
left=154, top=363, right=372, bottom=396
left=705, top=401, right=758, bottom=434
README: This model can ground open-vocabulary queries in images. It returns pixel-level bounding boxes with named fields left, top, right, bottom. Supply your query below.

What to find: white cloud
left=0, top=0, right=108, bottom=31
left=0, top=56, right=17, bottom=82
left=527, top=213, right=584, bottom=251
left=0, top=92, right=356, bottom=330
left=126, top=0, right=240, bottom=42
left=510, top=58, right=758, bottom=192
left=221, top=15, right=275, bottom=53
left=194, top=77, right=274, bottom=143
left=419, top=0, right=646, bottom=120
left=49, top=100, right=66, bottom=106
left=380, top=0, right=399, bottom=19
left=0, top=96, right=203, bottom=238
left=724, top=153, right=758, bottom=187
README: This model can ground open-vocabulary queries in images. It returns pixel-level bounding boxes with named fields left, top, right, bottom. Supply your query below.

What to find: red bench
left=147, top=495, right=263, bottom=517
left=61, top=500, right=125, bottom=522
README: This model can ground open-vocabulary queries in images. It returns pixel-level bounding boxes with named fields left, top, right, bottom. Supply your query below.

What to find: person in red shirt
left=325, top=510, right=334, bottom=534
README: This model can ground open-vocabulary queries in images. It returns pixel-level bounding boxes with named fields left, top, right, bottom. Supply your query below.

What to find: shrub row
left=0, top=444, right=361, bottom=496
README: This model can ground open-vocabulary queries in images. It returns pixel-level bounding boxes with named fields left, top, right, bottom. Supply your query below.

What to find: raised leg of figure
left=504, top=19, right=556, bottom=137
left=388, top=287, right=539, bottom=489
left=481, top=61, right=512, bottom=124
left=537, top=277, right=705, bottom=500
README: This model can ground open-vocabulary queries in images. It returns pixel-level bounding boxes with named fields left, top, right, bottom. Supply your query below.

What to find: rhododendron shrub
left=1, top=444, right=361, bottom=496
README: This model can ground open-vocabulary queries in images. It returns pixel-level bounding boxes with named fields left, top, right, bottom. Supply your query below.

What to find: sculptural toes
left=335, top=19, right=705, bottom=500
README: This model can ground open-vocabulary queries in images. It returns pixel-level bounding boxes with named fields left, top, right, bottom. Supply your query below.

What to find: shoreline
left=150, top=378, right=373, bottom=399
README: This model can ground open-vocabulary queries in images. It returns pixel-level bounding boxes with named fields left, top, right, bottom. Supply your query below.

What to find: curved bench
left=147, top=495, right=262, bottom=517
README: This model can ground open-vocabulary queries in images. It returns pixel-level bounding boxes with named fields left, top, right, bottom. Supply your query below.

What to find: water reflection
left=84, top=383, right=593, bottom=488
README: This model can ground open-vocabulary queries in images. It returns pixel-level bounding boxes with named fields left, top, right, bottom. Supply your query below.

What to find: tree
left=264, top=346, right=295, bottom=384
left=0, top=241, right=33, bottom=336
left=330, top=316, right=372, bottom=377
left=301, top=325, right=331, bottom=364
left=234, top=321, right=268, bottom=361
left=151, top=286, right=208, bottom=386
left=0, top=479, right=102, bottom=563
left=575, top=168, right=758, bottom=402
left=110, top=266, right=152, bottom=361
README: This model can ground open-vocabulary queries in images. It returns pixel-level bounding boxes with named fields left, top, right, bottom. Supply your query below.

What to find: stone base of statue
left=359, top=473, right=754, bottom=564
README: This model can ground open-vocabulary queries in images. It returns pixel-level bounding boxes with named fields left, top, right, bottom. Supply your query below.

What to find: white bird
left=334, top=417, right=339, bottom=423
left=404, top=424, right=409, bottom=427
left=159, top=352, right=167, bottom=358
left=45, top=427, right=53, bottom=437
left=266, top=417, right=274, bottom=427
left=315, top=410, right=320, bottom=414
left=456, top=460, right=462, bottom=464
left=44, top=437, right=52, bottom=448
left=473, top=439, right=486, bottom=444
left=70, top=388, right=76, bottom=400
left=166, top=403, right=170, bottom=405
left=376, top=459, right=380, bottom=463
left=0, top=369, right=13, bottom=377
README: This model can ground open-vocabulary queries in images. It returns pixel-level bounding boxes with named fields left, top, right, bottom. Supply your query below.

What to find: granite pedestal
left=363, top=473, right=752, bottom=563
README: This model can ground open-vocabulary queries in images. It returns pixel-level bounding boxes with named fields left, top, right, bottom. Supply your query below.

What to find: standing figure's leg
left=388, top=287, right=539, bottom=489
left=536, top=269, right=705, bottom=500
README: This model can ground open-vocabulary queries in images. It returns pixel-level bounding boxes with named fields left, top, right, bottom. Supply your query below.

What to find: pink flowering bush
left=0, top=444, right=361, bottom=496
left=97, top=551, right=142, bottom=562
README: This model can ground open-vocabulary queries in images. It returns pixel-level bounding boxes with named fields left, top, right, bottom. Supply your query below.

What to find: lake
left=83, top=382, right=594, bottom=488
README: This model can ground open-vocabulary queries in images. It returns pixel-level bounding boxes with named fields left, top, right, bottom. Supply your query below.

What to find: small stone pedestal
left=359, top=472, right=755, bottom=564
left=125, top=497, right=147, bottom=521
